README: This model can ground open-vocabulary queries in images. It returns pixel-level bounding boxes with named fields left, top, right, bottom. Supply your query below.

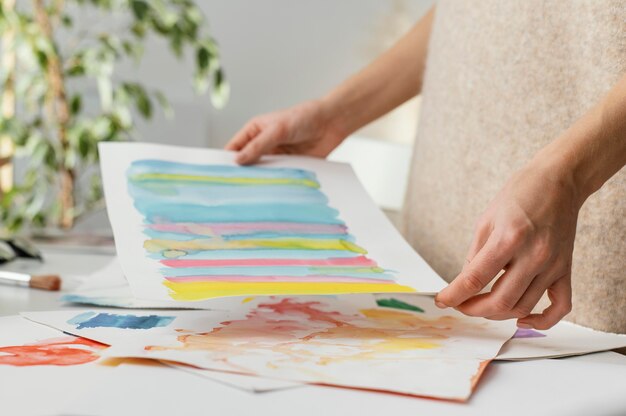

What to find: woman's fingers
left=435, top=231, right=520, bottom=308
left=236, top=125, right=283, bottom=165
left=517, top=274, right=572, bottom=330
left=500, top=259, right=566, bottom=319
left=454, top=256, right=542, bottom=318
left=455, top=234, right=554, bottom=318
left=226, top=121, right=260, bottom=152
left=464, top=220, right=492, bottom=267
left=482, top=266, right=556, bottom=321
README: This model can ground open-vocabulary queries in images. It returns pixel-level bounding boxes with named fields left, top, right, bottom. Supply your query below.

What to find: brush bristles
left=29, top=274, right=62, bottom=291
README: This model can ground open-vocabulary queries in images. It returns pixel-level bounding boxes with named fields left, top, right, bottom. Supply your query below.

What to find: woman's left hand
left=434, top=159, right=584, bottom=329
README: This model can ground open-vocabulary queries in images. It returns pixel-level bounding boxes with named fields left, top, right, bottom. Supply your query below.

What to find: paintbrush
left=0, top=271, right=61, bottom=291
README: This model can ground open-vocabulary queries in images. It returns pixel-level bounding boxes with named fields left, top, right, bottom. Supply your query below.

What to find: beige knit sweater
left=402, top=0, right=626, bottom=333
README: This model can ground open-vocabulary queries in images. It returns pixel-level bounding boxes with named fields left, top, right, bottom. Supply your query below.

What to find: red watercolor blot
left=0, top=336, right=107, bottom=367
left=257, top=298, right=351, bottom=325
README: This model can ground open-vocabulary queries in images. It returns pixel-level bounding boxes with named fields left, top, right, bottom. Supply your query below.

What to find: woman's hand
left=225, top=100, right=346, bottom=165
left=225, top=8, right=436, bottom=165
left=435, top=73, right=626, bottom=330
left=435, top=160, right=584, bottom=330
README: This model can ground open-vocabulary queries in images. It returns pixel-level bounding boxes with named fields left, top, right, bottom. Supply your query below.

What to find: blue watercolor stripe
left=128, top=183, right=327, bottom=205
left=128, top=186, right=328, bottom=208
left=134, top=202, right=343, bottom=224
left=225, top=233, right=355, bottom=242
left=148, top=249, right=362, bottom=260
left=143, top=229, right=355, bottom=243
left=61, top=294, right=133, bottom=308
left=160, top=266, right=393, bottom=280
left=128, top=160, right=318, bottom=181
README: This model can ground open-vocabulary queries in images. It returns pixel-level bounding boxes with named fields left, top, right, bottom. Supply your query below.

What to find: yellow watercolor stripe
left=145, top=238, right=367, bottom=254
left=163, top=281, right=415, bottom=301
left=130, top=173, right=319, bottom=188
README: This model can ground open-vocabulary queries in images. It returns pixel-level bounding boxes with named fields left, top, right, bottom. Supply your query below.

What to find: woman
left=226, top=1, right=626, bottom=333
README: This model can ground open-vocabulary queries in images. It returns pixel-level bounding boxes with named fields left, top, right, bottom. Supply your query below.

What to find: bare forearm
left=533, top=73, right=626, bottom=204
left=320, top=7, right=435, bottom=139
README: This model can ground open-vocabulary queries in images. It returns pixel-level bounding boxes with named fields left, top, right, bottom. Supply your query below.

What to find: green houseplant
left=0, top=0, right=227, bottom=234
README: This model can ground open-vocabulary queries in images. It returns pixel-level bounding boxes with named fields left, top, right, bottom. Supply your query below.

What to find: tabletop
left=1, top=248, right=625, bottom=416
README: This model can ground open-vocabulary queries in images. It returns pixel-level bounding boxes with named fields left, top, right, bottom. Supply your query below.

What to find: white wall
left=119, top=0, right=434, bottom=148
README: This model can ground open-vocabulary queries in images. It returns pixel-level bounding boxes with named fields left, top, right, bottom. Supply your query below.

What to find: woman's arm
left=435, top=73, right=626, bottom=329
left=226, top=7, right=435, bottom=164
left=540, top=73, right=626, bottom=201
left=320, top=7, right=435, bottom=139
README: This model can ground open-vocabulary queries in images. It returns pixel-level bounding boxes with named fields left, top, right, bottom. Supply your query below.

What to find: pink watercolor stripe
left=164, top=275, right=393, bottom=284
left=160, top=256, right=376, bottom=268
left=148, top=222, right=347, bottom=235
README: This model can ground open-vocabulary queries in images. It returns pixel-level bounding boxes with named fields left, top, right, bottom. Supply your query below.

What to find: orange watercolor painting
left=147, top=298, right=482, bottom=368
left=69, top=295, right=514, bottom=401
left=0, top=336, right=107, bottom=367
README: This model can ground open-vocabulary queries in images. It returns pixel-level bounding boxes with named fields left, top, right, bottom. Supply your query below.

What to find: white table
left=2, top=249, right=625, bottom=416
left=0, top=247, right=112, bottom=316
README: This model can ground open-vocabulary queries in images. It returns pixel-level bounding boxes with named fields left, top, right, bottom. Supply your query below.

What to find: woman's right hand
left=225, top=100, right=346, bottom=165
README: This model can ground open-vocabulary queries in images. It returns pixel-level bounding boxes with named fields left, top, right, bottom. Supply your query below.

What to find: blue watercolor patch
left=61, top=295, right=135, bottom=308
left=67, top=312, right=175, bottom=330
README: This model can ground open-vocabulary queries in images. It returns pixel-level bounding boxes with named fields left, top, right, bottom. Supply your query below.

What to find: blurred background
left=127, top=0, right=433, bottom=148
left=0, top=0, right=434, bottom=242
left=127, top=0, right=434, bottom=219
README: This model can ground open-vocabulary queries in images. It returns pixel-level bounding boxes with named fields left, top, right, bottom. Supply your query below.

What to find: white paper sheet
left=0, top=316, right=115, bottom=416
left=168, top=363, right=301, bottom=392
left=24, top=295, right=516, bottom=401
left=59, top=354, right=626, bottom=416
left=0, top=316, right=296, bottom=412
left=61, top=258, right=201, bottom=309
left=497, top=320, right=626, bottom=360
left=22, top=303, right=310, bottom=393
left=99, top=142, right=445, bottom=303
left=371, top=294, right=626, bottom=360
left=61, top=258, right=267, bottom=310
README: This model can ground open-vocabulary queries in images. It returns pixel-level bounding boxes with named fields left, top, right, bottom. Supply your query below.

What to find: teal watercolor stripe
left=128, top=187, right=328, bottom=207
left=143, top=229, right=355, bottom=243
left=148, top=249, right=362, bottom=260
left=160, top=266, right=394, bottom=280
left=134, top=201, right=343, bottom=224
left=128, top=182, right=328, bottom=204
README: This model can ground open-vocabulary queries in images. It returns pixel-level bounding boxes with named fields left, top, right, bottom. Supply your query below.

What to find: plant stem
left=0, top=0, right=16, bottom=195
left=33, top=0, right=74, bottom=229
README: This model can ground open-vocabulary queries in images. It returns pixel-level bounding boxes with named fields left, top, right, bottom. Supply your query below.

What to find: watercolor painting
left=100, top=144, right=446, bottom=302
left=0, top=336, right=106, bottom=367
left=87, top=296, right=514, bottom=401
left=147, top=298, right=451, bottom=358
left=22, top=296, right=517, bottom=400
left=126, top=159, right=415, bottom=300
left=61, top=258, right=244, bottom=310
left=67, top=312, right=175, bottom=330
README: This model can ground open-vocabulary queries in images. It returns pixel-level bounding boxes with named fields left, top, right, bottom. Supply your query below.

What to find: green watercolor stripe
left=129, top=173, right=320, bottom=188
left=376, top=298, right=425, bottom=313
